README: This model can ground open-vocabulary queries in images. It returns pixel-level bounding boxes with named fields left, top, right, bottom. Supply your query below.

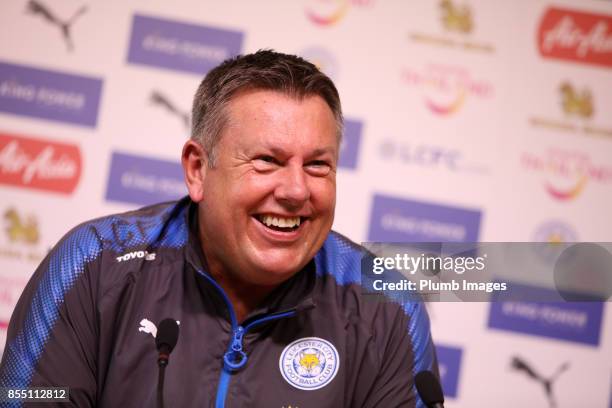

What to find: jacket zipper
left=195, top=268, right=297, bottom=408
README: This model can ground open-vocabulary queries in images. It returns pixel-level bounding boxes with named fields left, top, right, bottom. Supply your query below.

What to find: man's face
left=197, top=89, right=338, bottom=286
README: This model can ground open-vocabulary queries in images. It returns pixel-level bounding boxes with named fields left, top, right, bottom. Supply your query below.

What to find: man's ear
left=181, top=139, right=209, bottom=203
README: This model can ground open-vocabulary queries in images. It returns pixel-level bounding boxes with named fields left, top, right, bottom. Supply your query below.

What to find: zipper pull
left=223, top=326, right=247, bottom=371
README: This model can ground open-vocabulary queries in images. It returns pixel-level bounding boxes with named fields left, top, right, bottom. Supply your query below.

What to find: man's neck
left=207, top=263, right=277, bottom=324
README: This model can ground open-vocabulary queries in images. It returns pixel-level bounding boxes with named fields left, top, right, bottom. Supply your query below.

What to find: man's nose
left=274, top=164, right=310, bottom=208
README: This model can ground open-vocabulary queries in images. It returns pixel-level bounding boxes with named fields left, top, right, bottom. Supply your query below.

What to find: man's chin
left=246, top=258, right=307, bottom=285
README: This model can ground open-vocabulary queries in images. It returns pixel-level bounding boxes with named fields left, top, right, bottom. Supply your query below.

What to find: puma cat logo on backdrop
left=150, top=90, right=191, bottom=131
left=26, top=0, right=87, bottom=52
left=511, top=356, right=570, bottom=408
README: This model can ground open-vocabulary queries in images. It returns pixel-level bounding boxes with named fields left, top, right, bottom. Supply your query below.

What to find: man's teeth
left=259, top=215, right=301, bottom=228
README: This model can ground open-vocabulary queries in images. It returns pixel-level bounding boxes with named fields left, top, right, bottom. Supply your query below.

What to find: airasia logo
left=538, top=7, right=612, bottom=68
left=0, top=133, right=81, bottom=194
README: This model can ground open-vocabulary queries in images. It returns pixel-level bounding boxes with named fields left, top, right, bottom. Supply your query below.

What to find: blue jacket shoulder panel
left=0, top=199, right=190, bottom=391
left=317, top=231, right=438, bottom=408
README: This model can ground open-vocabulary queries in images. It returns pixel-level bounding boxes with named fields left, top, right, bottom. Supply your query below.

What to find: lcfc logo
left=279, top=337, right=339, bottom=391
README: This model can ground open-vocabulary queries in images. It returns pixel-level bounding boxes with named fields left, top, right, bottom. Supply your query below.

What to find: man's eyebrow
left=258, top=146, right=337, bottom=157
left=309, top=147, right=337, bottom=156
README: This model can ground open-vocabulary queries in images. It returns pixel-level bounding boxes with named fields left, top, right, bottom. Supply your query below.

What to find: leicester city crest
left=279, top=337, right=339, bottom=391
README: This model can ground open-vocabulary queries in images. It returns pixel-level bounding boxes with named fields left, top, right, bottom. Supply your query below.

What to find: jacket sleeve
left=0, top=224, right=103, bottom=407
left=361, top=301, right=439, bottom=408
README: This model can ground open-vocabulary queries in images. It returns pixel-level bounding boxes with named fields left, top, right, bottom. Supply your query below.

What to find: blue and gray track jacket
left=0, top=197, right=438, bottom=407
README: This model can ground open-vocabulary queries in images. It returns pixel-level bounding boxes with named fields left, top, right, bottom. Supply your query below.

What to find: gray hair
left=191, top=49, right=343, bottom=166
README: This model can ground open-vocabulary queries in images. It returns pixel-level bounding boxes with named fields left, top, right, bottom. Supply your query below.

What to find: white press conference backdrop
left=1, top=0, right=611, bottom=406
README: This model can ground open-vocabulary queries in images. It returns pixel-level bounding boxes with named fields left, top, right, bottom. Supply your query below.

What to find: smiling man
left=183, top=86, right=339, bottom=322
left=0, top=50, right=437, bottom=407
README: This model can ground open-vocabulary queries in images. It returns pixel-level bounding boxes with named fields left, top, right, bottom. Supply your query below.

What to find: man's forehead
left=227, top=89, right=332, bottom=116
left=221, top=90, right=338, bottom=147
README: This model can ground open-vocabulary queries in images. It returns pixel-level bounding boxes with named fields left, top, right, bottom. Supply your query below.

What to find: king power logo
left=408, top=0, right=494, bottom=53
left=105, top=151, right=186, bottom=206
left=0, top=61, right=103, bottom=127
left=435, top=345, right=462, bottom=398
left=368, top=194, right=481, bottom=243
left=488, top=282, right=604, bottom=346
left=538, top=7, right=612, bottom=69
left=0, top=133, right=82, bottom=194
left=521, top=148, right=612, bottom=201
left=127, top=14, right=243, bottom=76
left=529, top=81, right=612, bottom=139
left=338, top=118, right=362, bottom=170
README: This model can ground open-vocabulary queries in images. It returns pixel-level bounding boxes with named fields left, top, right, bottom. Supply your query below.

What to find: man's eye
left=253, top=155, right=279, bottom=171
left=306, top=160, right=332, bottom=175
left=258, top=155, right=276, bottom=163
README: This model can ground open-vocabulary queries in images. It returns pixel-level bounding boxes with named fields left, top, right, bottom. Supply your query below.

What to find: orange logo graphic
left=305, top=0, right=373, bottom=26
left=402, top=64, right=492, bottom=115
left=522, top=149, right=612, bottom=201
left=545, top=174, right=588, bottom=201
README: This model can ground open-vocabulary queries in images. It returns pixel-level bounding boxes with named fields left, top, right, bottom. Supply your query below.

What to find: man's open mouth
left=254, top=214, right=305, bottom=232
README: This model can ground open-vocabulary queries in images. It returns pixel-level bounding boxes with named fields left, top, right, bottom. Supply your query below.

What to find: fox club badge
left=279, top=337, right=339, bottom=391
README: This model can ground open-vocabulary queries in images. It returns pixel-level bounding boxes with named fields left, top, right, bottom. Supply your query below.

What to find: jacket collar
left=184, top=199, right=316, bottom=319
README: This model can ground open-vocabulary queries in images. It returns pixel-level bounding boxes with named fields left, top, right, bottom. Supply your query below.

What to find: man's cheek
left=311, top=180, right=335, bottom=197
